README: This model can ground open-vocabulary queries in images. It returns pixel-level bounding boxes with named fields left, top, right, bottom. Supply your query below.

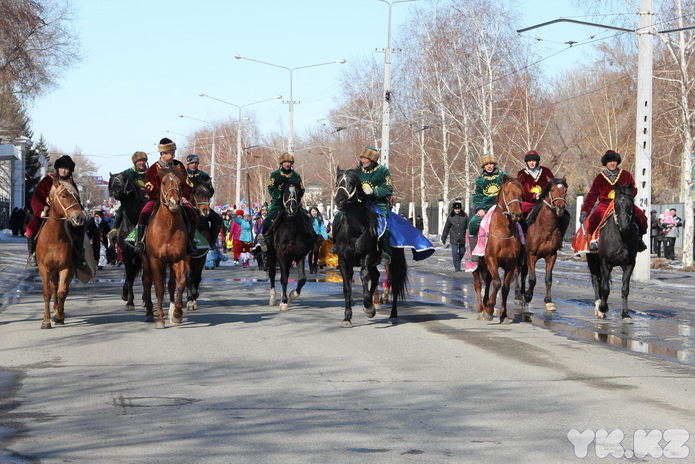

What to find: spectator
left=441, top=201, right=468, bottom=272
left=662, top=208, right=683, bottom=260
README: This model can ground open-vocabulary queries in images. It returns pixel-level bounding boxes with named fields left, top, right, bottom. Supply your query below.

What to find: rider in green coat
left=468, top=153, right=507, bottom=251
left=111, top=151, right=148, bottom=233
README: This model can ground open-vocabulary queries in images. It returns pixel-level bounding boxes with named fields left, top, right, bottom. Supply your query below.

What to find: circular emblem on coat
left=608, top=190, right=615, bottom=200
left=530, top=185, right=542, bottom=194
left=362, top=182, right=372, bottom=191
left=483, top=183, right=500, bottom=197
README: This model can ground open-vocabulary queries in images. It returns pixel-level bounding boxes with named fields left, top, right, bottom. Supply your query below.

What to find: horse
left=265, top=178, right=315, bottom=311
left=586, top=184, right=639, bottom=322
left=333, top=168, right=408, bottom=328
left=35, top=177, right=86, bottom=329
left=108, top=172, right=146, bottom=311
left=187, top=184, right=214, bottom=310
left=516, top=178, right=568, bottom=311
left=141, top=169, right=190, bottom=328
left=472, top=176, right=524, bottom=323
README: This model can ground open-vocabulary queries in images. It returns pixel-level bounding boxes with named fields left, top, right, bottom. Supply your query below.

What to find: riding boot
left=73, top=234, right=88, bottom=266
left=379, top=232, right=392, bottom=266
left=187, top=223, right=198, bottom=255
left=26, top=236, right=37, bottom=268
left=469, top=235, right=479, bottom=262
left=111, top=213, right=122, bottom=236
left=257, top=233, right=268, bottom=252
left=134, top=224, right=146, bottom=254
left=634, top=224, right=648, bottom=252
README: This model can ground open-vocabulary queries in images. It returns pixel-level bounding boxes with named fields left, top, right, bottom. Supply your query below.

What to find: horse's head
left=334, top=167, right=363, bottom=211
left=613, top=184, right=635, bottom=233
left=160, top=169, right=183, bottom=212
left=497, top=176, right=524, bottom=222
left=49, top=178, right=86, bottom=227
left=282, top=179, right=303, bottom=216
left=109, top=172, right=135, bottom=202
left=191, top=184, right=212, bottom=218
left=543, top=177, right=568, bottom=217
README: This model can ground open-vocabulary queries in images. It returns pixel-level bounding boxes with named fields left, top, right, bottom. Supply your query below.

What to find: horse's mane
left=337, top=168, right=377, bottom=235
left=527, top=177, right=568, bottom=225
left=159, top=167, right=185, bottom=182
left=193, top=184, right=211, bottom=197
left=51, top=179, right=79, bottom=197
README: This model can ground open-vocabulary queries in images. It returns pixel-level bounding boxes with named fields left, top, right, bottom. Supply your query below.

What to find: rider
left=133, top=138, right=199, bottom=255
left=257, top=152, right=312, bottom=252
left=185, top=153, right=224, bottom=246
left=111, top=151, right=149, bottom=233
left=468, top=153, right=507, bottom=255
left=25, top=155, right=87, bottom=267
left=578, top=150, right=648, bottom=253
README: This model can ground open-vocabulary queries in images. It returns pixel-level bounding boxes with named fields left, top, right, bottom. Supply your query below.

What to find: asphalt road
left=0, top=238, right=694, bottom=463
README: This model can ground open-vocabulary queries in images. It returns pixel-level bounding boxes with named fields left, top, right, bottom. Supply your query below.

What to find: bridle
left=336, top=172, right=358, bottom=205
left=497, top=184, right=522, bottom=218
left=542, top=184, right=567, bottom=216
left=47, top=184, right=83, bottom=222
left=283, top=184, right=299, bottom=214
left=160, top=174, right=182, bottom=207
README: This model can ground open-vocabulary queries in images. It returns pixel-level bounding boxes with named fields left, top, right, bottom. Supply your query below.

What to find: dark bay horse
left=108, top=172, right=146, bottom=311
left=35, top=178, right=86, bottom=329
left=517, top=178, right=568, bottom=311
left=473, top=176, right=524, bottom=323
left=187, top=184, right=214, bottom=310
left=587, top=184, right=638, bottom=322
left=333, top=168, right=408, bottom=328
left=265, top=178, right=315, bottom=311
left=141, top=169, right=190, bottom=328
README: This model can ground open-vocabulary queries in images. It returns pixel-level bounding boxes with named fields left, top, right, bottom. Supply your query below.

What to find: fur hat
left=186, top=154, right=200, bottom=164
left=278, top=153, right=294, bottom=165
left=479, top=153, right=497, bottom=168
left=358, top=146, right=379, bottom=162
left=524, top=150, right=540, bottom=163
left=158, top=137, right=177, bottom=153
left=601, top=150, right=621, bottom=166
left=452, top=201, right=462, bottom=209
left=54, top=155, right=75, bottom=172
left=131, top=151, right=148, bottom=164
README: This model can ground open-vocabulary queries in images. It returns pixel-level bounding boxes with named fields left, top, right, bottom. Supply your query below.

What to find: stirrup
left=380, top=253, right=391, bottom=266
left=258, top=234, right=268, bottom=252
left=26, top=254, right=37, bottom=269
left=134, top=242, right=145, bottom=254
left=589, top=240, right=599, bottom=252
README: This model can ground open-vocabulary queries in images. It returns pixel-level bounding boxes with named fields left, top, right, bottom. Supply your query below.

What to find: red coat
left=144, top=160, right=191, bottom=201
left=26, top=174, right=82, bottom=237
left=517, top=166, right=554, bottom=215
left=581, top=169, right=647, bottom=235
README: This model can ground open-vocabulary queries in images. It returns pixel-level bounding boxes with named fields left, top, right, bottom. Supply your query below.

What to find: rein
left=336, top=173, right=358, bottom=203
left=48, top=184, right=82, bottom=221
left=497, top=188, right=521, bottom=218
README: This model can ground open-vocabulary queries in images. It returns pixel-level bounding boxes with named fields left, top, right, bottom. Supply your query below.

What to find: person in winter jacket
left=441, top=201, right=469, bottom=272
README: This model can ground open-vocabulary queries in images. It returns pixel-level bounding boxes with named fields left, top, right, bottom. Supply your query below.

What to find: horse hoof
left=155, top=321, right=165, bottom=329
left=342, top=321, right=353, bottom=328
left=514, top=298, right=523, bottom=306
left=622, top=315, right=633, bottom=324
left=125, top=304, right=135, bottom=311
left=53, top=318, right=64, bottom=325
left=499, top=317, right=511, bottom=325
left=363, top=305, right=376, bottom=318
left=596, top=311, right=606, bottom=319
left=280, top=303, right=289, bottom=311
left=169, top=306, right=182, bottom=324
left=388, top=317, right=398, bottom=325
left=373, top=303, right=381, bottom=311
left=41, top=322, right=52, bottom=329
left=477, top=312, right=493, bottom=322
left=289, top=290, right=299, bottom=301
left=187, top=301, right=196, bottom=311
left=545, top=302, right=556, bottom=312
left=144, top=314, right=154, bottom=323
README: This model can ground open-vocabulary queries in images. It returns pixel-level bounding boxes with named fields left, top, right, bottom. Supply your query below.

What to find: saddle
left=572, top=203, right=614, bottom=254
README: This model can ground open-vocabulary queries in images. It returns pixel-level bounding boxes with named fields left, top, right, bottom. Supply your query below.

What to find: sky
left=28, top=0, right=607, bottom=179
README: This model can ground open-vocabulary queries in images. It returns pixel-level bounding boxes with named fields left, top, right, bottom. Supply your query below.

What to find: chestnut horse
left=187, top=184, right=213, bottom=310
left=35, top=177, right=86, bottom=329
left=141, top=169, right=190, bottom=328
left=472, top=176, right=524, bottom=323
left=516, top=178, right=568, bottom=310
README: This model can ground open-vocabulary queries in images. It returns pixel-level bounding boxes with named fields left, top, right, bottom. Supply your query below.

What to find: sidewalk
left=0, top=232, right=33, bottom=310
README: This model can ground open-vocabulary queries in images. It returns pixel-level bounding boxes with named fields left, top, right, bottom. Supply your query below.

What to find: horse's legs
left=53, top=268, right=71, bottom=325
left=279, top=259, right=292, bottom=311
left=587, top=255, right=603, bottom=318
left=360, top=260, right=377, bottom=319
left=267, top=253, right=277, bottom=306
left=380, top=264, right=390, bottom=305
left=525, top=255, right=538, bottom=304
left=598, top=262, right=612, bottom=317
left=40, top=267, right=53, bottom=329
left=170, top=261, right=186, bottom=324
left=340, top=258, right=355, bottom=328
left=543, top=254, right=558, bottom=310
left=472, top=270, right=486, bottom=320
left=620, top=264, right=634, bottom=322
left=123, top=259, right=136, bottom=310
left=486, top=261, right=502, bottom=319
left=498, top=265, right=516, bottom=324
left=152, top=265, right=166, bottom=328
left=289, top=257, right=307, bottom=303
left=142, top=262, right=154, bottom=322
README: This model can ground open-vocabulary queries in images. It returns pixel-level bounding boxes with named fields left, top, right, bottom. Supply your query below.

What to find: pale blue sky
left=29, top=0, right=603, bottom=178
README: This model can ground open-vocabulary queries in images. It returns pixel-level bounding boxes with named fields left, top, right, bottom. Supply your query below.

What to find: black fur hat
left=601, top=150, right=621, bottom=166
left=54, top=155, right=75, bottom=172
left=524, top=150, right=540, bottom=163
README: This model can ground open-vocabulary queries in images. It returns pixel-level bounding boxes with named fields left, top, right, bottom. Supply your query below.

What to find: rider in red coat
left=516, top=150, right=555, bottom=216
left=134, top=138, right=198, bottom=254
left=25, top=155, right=87, bottom=266
left=579, top=150, right=648, bottom=252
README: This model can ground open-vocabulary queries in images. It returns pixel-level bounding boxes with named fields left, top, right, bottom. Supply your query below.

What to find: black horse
left=265, top=179, right=316, bottom=311
left=332, top=168, right=408, bottom=328
left=587, top=184, right=639, bottom=322
left=108, top=172, right=146, bottom=311
left=187, top=184, right=217, bottom=311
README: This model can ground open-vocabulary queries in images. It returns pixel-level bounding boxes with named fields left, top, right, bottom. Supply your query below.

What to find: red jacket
left=144, top=160, right=191, bottom=201
left=31, top=174, right=81, bottom=217
left=581, top=169, right=647, bottom=235
left=517, top=166, right=554, bottom=214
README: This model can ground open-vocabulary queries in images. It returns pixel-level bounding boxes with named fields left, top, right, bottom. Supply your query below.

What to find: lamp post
left=179, top=114, right=218, bottom=193
left=199, top=93, right=281, bottom=207
left=377, top=0, right=418, bottom=169
left=234, top=55, right=346, bottom=155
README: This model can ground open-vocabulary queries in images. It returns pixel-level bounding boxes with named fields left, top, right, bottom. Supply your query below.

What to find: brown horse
left=35, top=177, right=86, bottom=329
left=516, top=178, right=569, bottom=311
left=187, top=184, right=213, bottom=310
left=142, top=169, right=190, bottom=329
left=472, top=176, right=524, bottom=323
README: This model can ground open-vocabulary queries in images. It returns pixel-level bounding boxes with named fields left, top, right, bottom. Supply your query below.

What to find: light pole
left=179, top=114, right=218, bottom=194
left=377, top=0, right=418, bottom=169
left=234, top=55, right=346, bottom=155
left=199, top=93, right=281, bottom=207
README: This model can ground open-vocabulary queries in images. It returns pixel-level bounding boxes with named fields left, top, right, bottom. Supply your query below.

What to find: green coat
left=121, top=166, right=148, bottom=196
left=267, top=168, right=304, bottom=219
left=469, top=168, right=507, bottom=235
left=357, top=162, right=393, bottom=216
left=186, top=169, right=214, bottom=197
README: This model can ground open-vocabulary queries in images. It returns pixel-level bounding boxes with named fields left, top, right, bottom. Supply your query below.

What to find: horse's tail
left=390, top=248, right=409, bottom=303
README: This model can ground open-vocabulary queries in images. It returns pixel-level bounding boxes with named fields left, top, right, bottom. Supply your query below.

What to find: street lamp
left=199, top=93, right=281, bottom=207
left=377, top=0, right=418, bottom=169
left=234, top=54, right=346, bottom=155
left=179, top=114, right=218, bottom=192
